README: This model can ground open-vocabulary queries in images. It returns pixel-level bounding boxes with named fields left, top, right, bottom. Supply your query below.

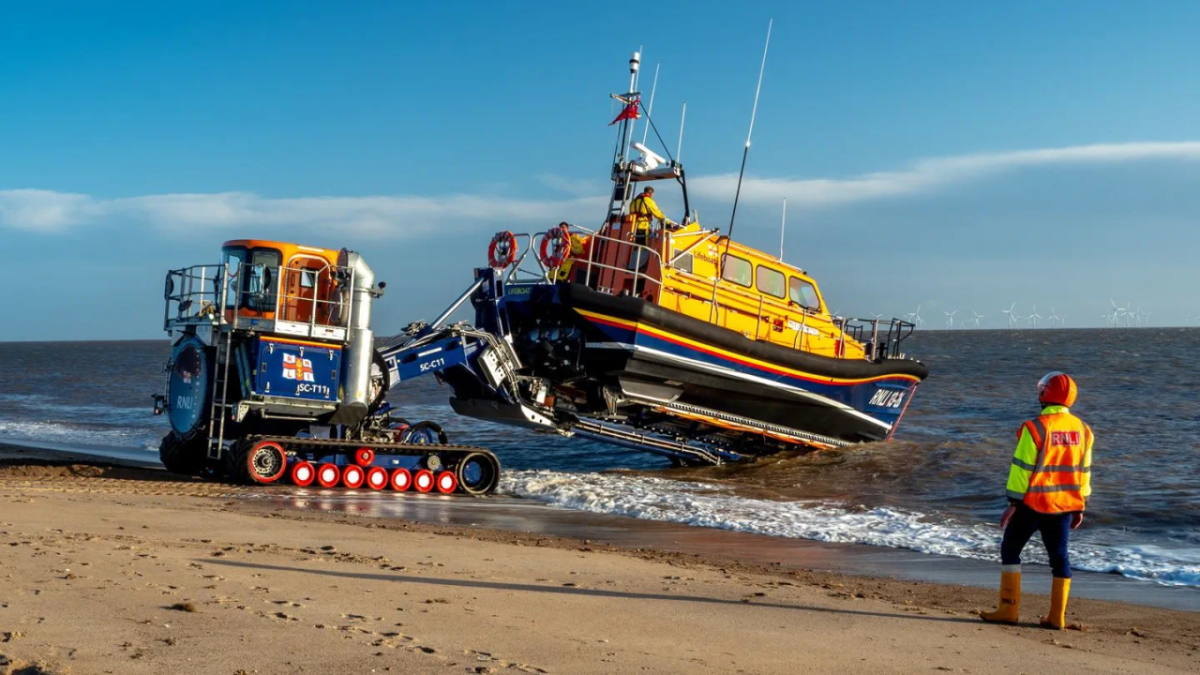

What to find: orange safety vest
left=1019, top=412, right=1093, bottom=514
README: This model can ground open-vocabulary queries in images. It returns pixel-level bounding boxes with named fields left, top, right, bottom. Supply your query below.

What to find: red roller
left=353, top=447, right=375, bottom=467
left=413, top=469, right=435, bottom=493
left=365, top=466, right=389, bottom=490
left=342, top=465, right=365, bottom=489
left=435, top=471, right=458, bottom=494
left=316, top=463, right=341, bottom=488
left=390, top=468, right=412, bottom=492
left=289, top=460, right=315, bottom=487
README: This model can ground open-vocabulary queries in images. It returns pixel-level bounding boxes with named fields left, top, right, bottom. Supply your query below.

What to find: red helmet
left=1037, top=371, right=1077, bottom=407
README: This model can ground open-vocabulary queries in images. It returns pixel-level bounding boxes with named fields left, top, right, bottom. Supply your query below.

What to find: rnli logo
left=282, top=353, right=315, bottom=382
left=1050, top=431, right=1081, bottom=446
left=869, top=389, right=905, bottom=409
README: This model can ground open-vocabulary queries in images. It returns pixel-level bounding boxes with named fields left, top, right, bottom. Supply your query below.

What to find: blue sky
left=4, top=1, right=1200, bottom=340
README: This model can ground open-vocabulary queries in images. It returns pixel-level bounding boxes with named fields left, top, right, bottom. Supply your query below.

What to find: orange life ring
left=487, top=231, right=519, bottom=268
left=538, top=223, right=572, bottom=269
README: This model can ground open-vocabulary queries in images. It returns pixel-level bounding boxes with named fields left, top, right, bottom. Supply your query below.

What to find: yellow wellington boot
left=979, top=566, right=1021, bottom=624
left=1040, top=577, right=1071, bottom=629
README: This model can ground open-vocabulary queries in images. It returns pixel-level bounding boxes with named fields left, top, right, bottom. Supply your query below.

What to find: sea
left=2, top=329, right=1198, bottom=588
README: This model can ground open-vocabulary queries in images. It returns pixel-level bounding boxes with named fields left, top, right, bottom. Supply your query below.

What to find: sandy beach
left=0, top=448, right=1197, bottom=674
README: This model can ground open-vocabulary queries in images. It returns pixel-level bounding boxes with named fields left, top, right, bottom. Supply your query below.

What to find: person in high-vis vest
left=628, top=187, right=676, bottom=241
left=554, top=233, right=591, bottom=283
left=981, top=372, right=1093, bottom=629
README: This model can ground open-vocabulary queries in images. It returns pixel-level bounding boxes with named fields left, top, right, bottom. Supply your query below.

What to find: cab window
left=243, top=248, right=281, bottom=312
left=222, top=247, right=247, bottom=305
left=789, top=277, right=821, bottom=311
left=721, top=255, right=752, bottom=287
left=756, top=266, right=785, bottom=298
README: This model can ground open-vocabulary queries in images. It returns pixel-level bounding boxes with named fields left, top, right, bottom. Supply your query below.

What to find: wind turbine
left=1029, top=305, right=1043, bottom=329
left=904, top=304, right=925, bottom=328
left=971, top=311, right=984, bottom=328
left=1047, top=307, right=1061, bottom=328
left=1002, top=302, right=1017, bottom=329
left=1142, top=310, right=1151, bottom=326
left=1109, top=299, right=1127, bottom=327
left=944, top=310, right=957, bottom=329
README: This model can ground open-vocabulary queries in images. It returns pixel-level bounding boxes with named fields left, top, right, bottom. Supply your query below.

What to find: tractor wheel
left=454, top=451, right=501, bottom=496
left=227, top=439, right=287, bottom=485
left=158, top=431, right=207, bottom=476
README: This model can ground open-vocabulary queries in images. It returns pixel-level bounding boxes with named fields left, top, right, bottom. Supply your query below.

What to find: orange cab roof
left=222, top=239, right=341, bottom=264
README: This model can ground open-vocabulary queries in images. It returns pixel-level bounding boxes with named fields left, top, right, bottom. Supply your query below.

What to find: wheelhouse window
left=721, top=254, right=752, bottom=287
left=756, top=266, right=786, bottom=298
left=789, top=277, right=821, bottom=311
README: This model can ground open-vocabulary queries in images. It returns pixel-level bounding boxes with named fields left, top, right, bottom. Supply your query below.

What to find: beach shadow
left=203, top=558, right=979, bottom=625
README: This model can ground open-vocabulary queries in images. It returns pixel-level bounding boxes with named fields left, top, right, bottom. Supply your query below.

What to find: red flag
left=609, top=98, right=640, bottom=126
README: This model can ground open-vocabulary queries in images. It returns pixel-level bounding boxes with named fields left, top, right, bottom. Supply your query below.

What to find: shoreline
left=1, top=451, right=1198, bottom=673
left=2, top=440, right=1197, bottom=611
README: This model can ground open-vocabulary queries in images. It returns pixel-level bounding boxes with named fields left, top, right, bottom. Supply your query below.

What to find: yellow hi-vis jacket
left=629, top=193, right=667, bottom=234
left=554, top=234, right=590, bottom=282
left=1005, top=405, right=1093, bottom=513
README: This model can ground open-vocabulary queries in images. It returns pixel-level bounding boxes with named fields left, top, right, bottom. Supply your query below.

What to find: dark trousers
left=1001, top=503, right=1073, bottom=578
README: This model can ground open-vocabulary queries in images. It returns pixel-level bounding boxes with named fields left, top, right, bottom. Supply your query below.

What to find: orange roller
left=435, top=471, right=458, bottom=494
left=413, top=469, right=434, bottom=493
left=290, top=460, right=315, bottom=487
left=390, top=468, right=412, bottom=492
left=354, top=447, right=375, bottom=467
left=316, top=463, right=341, bottom=488
left=342, top=465, right=365, bottom=489
left=365, top=466, right=389, bottom=490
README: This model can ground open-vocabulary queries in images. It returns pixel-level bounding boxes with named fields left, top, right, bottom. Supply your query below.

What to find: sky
left=4, top=1, right=1200, bottom=340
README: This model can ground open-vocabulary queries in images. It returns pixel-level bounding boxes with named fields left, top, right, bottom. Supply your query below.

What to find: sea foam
left=501, top=469, right=1200, bottom=587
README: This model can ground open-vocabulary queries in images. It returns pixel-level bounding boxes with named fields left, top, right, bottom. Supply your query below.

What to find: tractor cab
left=165, top=239, right=350, bottom=342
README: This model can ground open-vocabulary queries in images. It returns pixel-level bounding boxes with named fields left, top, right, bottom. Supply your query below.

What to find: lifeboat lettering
left=869, top=389, right=905, bottom=409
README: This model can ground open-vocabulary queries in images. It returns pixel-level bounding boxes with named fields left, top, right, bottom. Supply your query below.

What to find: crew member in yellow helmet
left=980, top=372, right=1093, bottom=630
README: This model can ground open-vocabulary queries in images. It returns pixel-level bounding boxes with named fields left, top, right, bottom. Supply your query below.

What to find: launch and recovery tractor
left=153, top=239, right=502, bottom=495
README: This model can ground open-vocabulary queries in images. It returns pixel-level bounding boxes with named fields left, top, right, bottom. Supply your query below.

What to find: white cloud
left=7, top=141, right=1200, bottom=235
left=0, top=189, right=608, bottom=236
left=688, top=141, right=1200, bottom=207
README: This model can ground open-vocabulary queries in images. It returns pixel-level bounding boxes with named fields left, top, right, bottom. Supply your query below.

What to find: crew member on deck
left=629, top=186, right=676, bottom=243
left=980, top=372, right=1093, bottom=630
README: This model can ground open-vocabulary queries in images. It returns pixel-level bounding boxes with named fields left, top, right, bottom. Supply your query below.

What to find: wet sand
left=1, top=445, right=1198, bottom=673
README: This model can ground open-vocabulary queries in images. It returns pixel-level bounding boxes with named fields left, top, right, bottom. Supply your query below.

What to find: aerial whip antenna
left=726, top=18, right=772, bottom=243
left=676, top=102, right=687, bottom=161
left=641, top=63, right=661, bottom=146
left=710, top=19, right=773, bottom=321
left=779, top=198, right=787, bottom=260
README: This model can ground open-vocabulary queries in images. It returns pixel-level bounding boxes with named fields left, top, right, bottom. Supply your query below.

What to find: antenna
left=779, top=198, right=787, bottom=260
left=676, top=102, right=687, bottom=161
left=725, top=18, right=773, bottom=243
left=711, top=19, right=773, bottom=322
left=641, top=63, right=660, bottom=146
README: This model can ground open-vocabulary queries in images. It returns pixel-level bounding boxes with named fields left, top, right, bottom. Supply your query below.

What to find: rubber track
left=244, top=435, right=498, bottom=462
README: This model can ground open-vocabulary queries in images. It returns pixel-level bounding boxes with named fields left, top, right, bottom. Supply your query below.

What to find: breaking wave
left=500, top=469, right=1200, bottom=588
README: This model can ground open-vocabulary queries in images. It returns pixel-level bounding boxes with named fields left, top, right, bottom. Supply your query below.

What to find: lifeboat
left=436, top=52, right=929, bottom=465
